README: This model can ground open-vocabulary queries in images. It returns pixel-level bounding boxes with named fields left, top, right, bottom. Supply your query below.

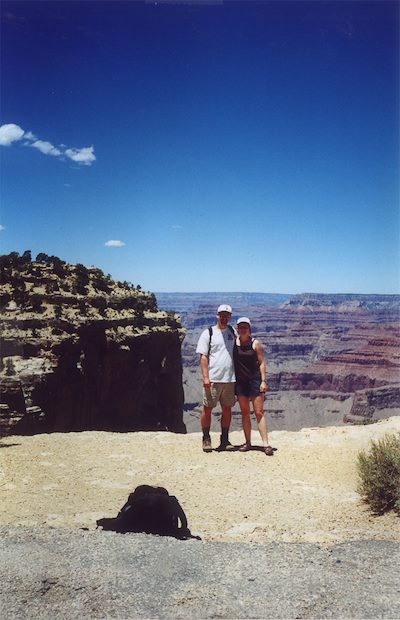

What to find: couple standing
left=196, top=304, right=273, bottom=456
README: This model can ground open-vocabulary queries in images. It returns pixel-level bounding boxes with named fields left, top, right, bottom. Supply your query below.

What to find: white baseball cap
left=217, top=304, right=232, bottom=314
left=237, top=316, right=251, bottom=326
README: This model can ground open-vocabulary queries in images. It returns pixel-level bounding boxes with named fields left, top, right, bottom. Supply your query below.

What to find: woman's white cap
left=217, top=304, right=232, bottom=313
left=237, top=316, right=251, bottom=326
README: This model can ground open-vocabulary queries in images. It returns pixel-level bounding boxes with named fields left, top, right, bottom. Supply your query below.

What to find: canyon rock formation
left=157, top=292, right=400, bottom=430
left=0, top=252, right=186, bottom=436
left=1, top=254, right=399, bottom=437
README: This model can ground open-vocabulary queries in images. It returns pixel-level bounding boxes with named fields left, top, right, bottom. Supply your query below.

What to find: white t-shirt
left=196, top=325, right=236, bottom=383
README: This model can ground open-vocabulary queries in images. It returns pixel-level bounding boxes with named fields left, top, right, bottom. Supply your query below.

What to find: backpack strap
left=208, top=324, right=235, bottom=358
left=169, top=495, right=195, bottom=539
left=168, top=496, right=188, bottom=531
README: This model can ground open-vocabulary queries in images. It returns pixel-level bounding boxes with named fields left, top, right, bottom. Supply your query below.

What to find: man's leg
left=215, top=404, right=232, bottom=451
left=220, top=404, right=232, bottom=432
left=201, top=405, right=212, bottom=431
left=201, top=406, right=213, bottom=453
left=215, top=379, right=235, bottom=452
left=216, top=382, right=235, bottom=451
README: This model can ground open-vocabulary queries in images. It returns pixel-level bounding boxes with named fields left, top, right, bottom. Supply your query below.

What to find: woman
left=233, top=317, right=273, bottom=456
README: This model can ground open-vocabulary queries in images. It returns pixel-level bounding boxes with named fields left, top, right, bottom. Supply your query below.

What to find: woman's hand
left=260, top=380, right=267, bottom=393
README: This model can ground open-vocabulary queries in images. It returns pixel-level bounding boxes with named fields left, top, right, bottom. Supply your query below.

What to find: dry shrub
left=357, top=433, right=400, bottom=514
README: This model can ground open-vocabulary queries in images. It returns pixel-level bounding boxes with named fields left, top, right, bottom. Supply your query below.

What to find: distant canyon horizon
left=156, top=291, right=400, bottom=433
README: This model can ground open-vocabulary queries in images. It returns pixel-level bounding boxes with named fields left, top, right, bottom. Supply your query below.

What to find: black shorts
left=235, top=376, right=262, bottom=398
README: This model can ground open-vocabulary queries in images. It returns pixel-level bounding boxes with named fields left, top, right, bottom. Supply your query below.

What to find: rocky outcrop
left=345, top=384, right=400, bottom=423
left=0, top=252, right=186, bottom=436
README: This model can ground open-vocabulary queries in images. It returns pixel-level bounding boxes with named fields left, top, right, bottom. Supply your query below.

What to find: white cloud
left=171, top=224, right=183, bottom=229
left=0, top=123, right=25, bottom=146
left=105, top=240, right=126, bottom=247
left=31, top=140, right=62, bottom=157
left=0, top=122, right=96, bottom=166
left=65, top=146, right=96, bottom=165
left=0, top=225, right=5, bottom=231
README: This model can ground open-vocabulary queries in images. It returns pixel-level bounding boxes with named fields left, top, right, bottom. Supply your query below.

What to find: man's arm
left=199, top=354, right=211, bottom=388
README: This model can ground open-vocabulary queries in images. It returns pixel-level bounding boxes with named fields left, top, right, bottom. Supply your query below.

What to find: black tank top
left=233, top=338, right=260, bottom=382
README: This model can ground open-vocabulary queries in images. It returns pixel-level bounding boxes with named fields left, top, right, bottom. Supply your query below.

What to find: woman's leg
left=252, top=394, right=269, bottom=446
left=237, top=395, right=252, bottom=445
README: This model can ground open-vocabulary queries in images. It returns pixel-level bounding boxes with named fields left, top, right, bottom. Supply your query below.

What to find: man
left=196, top=304, right=236, bottom=452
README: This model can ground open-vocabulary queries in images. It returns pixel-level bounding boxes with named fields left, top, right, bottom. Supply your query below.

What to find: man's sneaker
left=202, top=437, right=212, bottom=453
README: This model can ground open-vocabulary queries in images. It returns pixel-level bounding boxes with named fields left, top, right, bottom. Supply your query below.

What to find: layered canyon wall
left=156, top=292, right=400, bottom=430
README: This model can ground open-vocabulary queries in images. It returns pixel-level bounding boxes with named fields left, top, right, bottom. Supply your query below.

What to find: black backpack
left=96, top=485, right=199, bottom=540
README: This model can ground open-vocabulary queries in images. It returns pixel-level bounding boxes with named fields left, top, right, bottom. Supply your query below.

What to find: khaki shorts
left=203, top=382, right=235, bottom=408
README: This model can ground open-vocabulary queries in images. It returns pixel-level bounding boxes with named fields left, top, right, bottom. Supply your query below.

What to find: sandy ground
left=0, top=417, right=399, bottom=545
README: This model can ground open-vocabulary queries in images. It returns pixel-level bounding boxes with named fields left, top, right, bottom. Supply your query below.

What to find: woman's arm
left=254, top=340, right=267, bottom=392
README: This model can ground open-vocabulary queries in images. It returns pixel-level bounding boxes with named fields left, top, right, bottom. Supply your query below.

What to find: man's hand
left=203, top=380, right=212, bottom=389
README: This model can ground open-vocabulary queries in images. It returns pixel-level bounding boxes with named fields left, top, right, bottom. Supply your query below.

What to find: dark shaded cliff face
left=0, top=254, right=186, bottom=436
left=25, top=328, right=185, bottom=434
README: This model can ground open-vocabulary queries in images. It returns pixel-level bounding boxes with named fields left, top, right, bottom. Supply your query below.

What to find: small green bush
left=357, top=433, right=400, bottom=514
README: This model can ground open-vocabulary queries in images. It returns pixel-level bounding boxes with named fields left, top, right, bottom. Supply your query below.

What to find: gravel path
left=1, top=526, right=400, bottom=619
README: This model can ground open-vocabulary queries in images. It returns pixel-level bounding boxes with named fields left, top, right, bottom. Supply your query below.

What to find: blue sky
left=1, top=0, right=399, bottom=294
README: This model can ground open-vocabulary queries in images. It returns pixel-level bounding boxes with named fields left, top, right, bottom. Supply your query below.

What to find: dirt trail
left=1, top=417, right=399, bottom=545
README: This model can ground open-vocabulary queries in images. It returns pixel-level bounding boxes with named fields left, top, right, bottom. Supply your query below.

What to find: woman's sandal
left=239, top=443, right=252, bottom=452
left=264, top=445, right=274, bottom=456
